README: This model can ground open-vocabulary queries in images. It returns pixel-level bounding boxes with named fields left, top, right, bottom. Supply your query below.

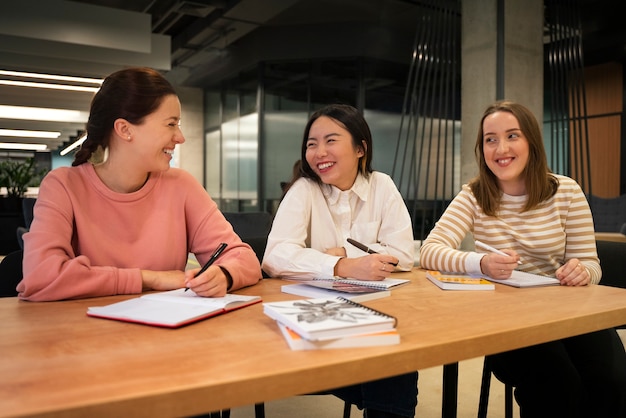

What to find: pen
left=475, top=240, right=522, bottom=264
left=185, top=242, right=228, bottom=292
left=347, top=238, right=398, bottom=266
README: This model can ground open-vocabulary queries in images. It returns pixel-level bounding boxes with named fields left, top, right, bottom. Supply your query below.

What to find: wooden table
left=595, top=232, right=626, bottom=242
left=2, top=269, right=626, bottom=418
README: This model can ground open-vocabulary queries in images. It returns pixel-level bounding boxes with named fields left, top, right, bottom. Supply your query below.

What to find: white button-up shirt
left=262, top=171, right=414, bottom=280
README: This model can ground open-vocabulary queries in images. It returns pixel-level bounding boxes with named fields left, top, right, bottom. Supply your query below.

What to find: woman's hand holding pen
left=479, top=250, right=520, bottom=279
left=184, top=265, right=231, bottom=297
left=333, top=254, right=399, bottom=281
left=556, top=258, right=590, bottom=286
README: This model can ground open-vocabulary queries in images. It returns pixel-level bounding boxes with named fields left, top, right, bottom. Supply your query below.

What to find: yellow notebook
left=425, top=270, right=495, bottom=290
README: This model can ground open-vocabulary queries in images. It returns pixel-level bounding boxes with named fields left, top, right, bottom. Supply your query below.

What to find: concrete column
left=461, top=0, right=544, bottom=184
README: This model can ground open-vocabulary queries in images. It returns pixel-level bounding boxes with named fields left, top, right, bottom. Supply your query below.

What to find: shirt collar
left=322, top=172, right=371, bottom=204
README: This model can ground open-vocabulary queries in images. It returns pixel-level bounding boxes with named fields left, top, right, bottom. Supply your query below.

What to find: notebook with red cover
left=87, top=289, right=261, bottom=328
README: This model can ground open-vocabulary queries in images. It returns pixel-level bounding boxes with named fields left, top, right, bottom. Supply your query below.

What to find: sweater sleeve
left=18, top=170, right=143, bottom=301
left=420, top=186, right=483, bottom=274
left=182, top=171, right=262, bottom=290
left=561, top=181, right=601, bottom=284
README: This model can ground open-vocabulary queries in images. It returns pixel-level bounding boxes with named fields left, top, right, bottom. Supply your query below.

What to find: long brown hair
left=72, top=67, right=177, bottom=166
left=469, top=100, right=558, bottom=216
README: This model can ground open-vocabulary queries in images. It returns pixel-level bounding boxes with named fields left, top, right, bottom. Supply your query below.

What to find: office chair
left=0, top=250, right=23, bottom=297
left=222, top=212, right=273, bottom=263
left=596, top=239, right=626, bottom=328
left=477, top=239, right=626, bottom=418
left=16, top=197, right=36, bottom=250
left=477, top=356, right=514, bottom=418
left=220, top=212, right=270, bottom=417
left=221, top=211, right=352, bottom=418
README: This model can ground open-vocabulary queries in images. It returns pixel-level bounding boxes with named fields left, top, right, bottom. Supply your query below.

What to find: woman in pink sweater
left=18, top=67, right=262, bottom=301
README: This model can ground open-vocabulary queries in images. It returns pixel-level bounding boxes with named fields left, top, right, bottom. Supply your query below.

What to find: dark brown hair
left=72, top=67, right=177, bottom=166
left=286, top=104, right=372, bottom=191
left=469, top=100, right=558, bottom=216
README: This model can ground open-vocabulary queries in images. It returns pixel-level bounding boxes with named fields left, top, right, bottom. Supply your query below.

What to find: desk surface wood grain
left=595, top=232, right=626, bottom=242
left=2, top=269, right=626, bottom=417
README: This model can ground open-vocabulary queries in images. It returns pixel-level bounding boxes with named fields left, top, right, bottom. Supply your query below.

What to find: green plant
left=0, top=158, right=47, bottom=198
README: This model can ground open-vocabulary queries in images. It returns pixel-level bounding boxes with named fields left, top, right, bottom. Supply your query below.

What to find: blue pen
left=185, top=242, right=228, bottom=292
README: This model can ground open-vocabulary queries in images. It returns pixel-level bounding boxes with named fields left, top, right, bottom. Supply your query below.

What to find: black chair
left=477, top=240, right=626, bottom=418
left=0, top=250, right=23, bottom=297
left=477, top=356, right=514, bottom=418
left=596, top=239, right=626, bottom=289
left=596, top=239, right=626, bottom=328
left=16, top=197, right=36, bottom=250
left=220, top=212, right=271, bottom=417
left=221, top=211, right=352, bottom=418
left=222, top=212, right=273, bottom=263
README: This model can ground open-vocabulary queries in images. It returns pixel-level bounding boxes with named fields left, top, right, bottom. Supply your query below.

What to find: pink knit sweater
left=18, top=164, right=262, bottom=301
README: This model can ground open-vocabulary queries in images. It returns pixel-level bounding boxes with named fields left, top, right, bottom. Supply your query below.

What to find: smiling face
left=482, top=110, right=530, bottom=195
left=304, top=116, right=364, bottom=191
left=130, top=94, right=185, bottom=173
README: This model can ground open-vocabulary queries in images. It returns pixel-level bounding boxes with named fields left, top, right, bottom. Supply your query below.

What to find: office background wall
left=195, top=0, right=624, bottom=228
left=1, top=0, right=623, bottom=232
left=202, top=57, right=437, bottom=215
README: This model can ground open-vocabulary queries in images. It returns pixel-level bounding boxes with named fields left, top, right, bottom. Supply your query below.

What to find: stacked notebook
left=425, top=269, right=560, bottom=290
left=281, top=276, right=410, bottom=302
left=263, top=296, right=400, bottom=350
left=425, top=270, right=495, bottom=290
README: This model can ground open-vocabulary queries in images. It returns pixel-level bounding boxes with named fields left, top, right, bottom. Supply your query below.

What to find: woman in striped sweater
left=420, top=100, right=625, bottom=417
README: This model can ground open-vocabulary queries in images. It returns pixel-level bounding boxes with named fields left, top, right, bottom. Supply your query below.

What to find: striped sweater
left=420, top=174, right=601, bottom=284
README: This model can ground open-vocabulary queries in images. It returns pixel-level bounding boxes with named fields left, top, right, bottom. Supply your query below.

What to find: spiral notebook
left=302, top=276, right=410, bottom=291
left=281, top=282, right=391, bottom=302
left=263, top=297, right=397, bottom=341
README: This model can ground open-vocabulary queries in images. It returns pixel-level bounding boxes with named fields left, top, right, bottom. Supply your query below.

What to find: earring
left=127, top=135, right=131, bottom=141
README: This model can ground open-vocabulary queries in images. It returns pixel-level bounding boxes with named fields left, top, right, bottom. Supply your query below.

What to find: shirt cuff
left=321, top=255, right=343, bottom=279
left=465, top=252, right=485, bottom=275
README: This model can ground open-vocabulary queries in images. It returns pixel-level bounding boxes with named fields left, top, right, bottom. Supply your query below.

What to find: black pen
left=185, top=242, right=228, bottom=292
left=347, top=238, right=398, bottom=266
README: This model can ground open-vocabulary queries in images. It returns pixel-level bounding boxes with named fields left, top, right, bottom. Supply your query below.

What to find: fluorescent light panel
left=0, top=105, right=89, bottom=123
left=0, top=70, right=103, bottom=85
left=60, top=133, right=87, bottom=156
left=0, top=142, right=47, bottom=151
left=0, top=129, right=61, bottom=139
left=0, top=79, right=100, bottom=93
left=0, top=69, right=102, bottom=93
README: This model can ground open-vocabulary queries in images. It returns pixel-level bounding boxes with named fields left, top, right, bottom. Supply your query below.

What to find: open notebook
left=87, top=289, right=261, bottom=328
left=484, top=270, right=560, bottom=288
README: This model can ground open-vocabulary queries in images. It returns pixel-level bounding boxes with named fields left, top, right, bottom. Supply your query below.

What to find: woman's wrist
left=220, top=267, right=234, bottom=291
left=333, top=257, right=347, bottom=278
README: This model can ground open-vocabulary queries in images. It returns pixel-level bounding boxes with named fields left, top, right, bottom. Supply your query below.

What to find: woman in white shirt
left=262, top=104, right=417, bottom=418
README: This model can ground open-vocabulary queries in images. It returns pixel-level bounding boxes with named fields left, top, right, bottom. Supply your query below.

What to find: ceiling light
left=0, top=142, right=48, bottom=151
left=0, top=129, right=61, bottom=139
left=0, top=79, right=100, bottom=93
left=60, top=133, right=87, bottom=156
left=0, top=70, right=103, bottom=85
left=0, top=105, right=89, bottom=123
